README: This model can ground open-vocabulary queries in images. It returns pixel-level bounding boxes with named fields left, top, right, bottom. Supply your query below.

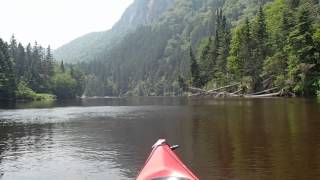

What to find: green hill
left=54, top=0, right=175, bottom=63
left=55, top=0, right=320, bottom=96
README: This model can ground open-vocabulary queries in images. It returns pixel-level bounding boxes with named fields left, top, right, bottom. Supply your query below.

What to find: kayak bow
left=136, top=139, right=199, bottom=180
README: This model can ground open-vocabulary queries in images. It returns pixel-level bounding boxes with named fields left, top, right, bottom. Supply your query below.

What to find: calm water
left=0, top=97, right=320, bottom=180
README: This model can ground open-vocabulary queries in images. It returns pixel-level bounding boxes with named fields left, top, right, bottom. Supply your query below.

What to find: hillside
left=77, top=0, right=273, bottom=96
left=55, top=0, right=320, bottom=97
left=53, top=0, right=175, bottom=63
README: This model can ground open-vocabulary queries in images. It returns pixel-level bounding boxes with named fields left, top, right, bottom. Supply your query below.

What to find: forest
left=2, top=0, right=320, bottom=100
left=190, top=0, right=320, bottom=96
left=0, top=36, right=85, bottom=101
left=68, top=0, right=320, bottom=97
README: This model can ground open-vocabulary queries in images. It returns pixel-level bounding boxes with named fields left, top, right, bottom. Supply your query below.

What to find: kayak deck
left=136, top=139, right=199, bottom=180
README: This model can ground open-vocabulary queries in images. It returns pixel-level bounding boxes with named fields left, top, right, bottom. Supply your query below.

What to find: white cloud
left=0, top=0, right=133, bottom=49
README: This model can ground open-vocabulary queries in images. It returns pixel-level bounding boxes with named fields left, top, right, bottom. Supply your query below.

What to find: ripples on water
left=0, top=97, right=320, bottom=180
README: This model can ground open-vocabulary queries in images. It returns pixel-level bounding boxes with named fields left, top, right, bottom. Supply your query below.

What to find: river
left=0, top=97, right=320, bottom=179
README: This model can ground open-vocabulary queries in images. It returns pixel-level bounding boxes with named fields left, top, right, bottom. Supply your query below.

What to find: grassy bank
left=16, top=92, right=56, bottom=101
left=15, top=82, right=56, bottom=101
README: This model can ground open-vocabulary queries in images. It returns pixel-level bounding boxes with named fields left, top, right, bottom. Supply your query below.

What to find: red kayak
left=136, top=139, right=199, bottom=180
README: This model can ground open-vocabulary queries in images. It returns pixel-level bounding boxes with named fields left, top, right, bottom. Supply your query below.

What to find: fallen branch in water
left=189, top=93, right=202, bottom=97
left=230, top=89, right=242, bottom=95
left=248, top=87, right=279, bottom=95
left=213, top=91, right=242, bottom=97
left=207, top=83, right=241, bottom=93
left=244, top=91, right=281, bottom=98
left=187, top=83, right=287, bottom=98
left=188, top=87, right=207, bottom=94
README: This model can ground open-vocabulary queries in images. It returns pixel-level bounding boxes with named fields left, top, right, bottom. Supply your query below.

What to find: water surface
left=0, top=97, right=320, bottom=179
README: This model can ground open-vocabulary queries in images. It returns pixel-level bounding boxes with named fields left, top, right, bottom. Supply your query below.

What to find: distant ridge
left=55, top=0, right=274, bottom=96
left=54, top=0, right=175, bottom=63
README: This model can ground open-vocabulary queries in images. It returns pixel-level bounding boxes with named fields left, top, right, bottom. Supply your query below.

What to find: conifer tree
left=29, top=42, right=43, bottom=92
left=288, top=0, right=300, bottom=9
left=262, top=7, right=293, bottom=88
left=242, top=18, right=253, bottom=77
left=227, top=18, right=253, bottom=78
left=199, top=37, right=213, bottom=84
left=190, top=46, right=201, bottom=87
left=0, top=39, right=16, bottom=99
left=216, top=12, right=231, bottom=77
left=9, top=35, right=18, bottom=59
left=16, top=43, right=26, bottom=81
left=45, top=45, right=54, bottom=76
left=24, top=43, right=33, bottom=82
left=60, top=61, right=65, bottom=73
left=288, top=6, right=315, bottom=64
left=251, top=6, right=268, bottom=89
left=287, top=5, right=316, bottom=94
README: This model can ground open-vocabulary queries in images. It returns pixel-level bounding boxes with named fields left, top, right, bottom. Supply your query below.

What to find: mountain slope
left=77, top=0, right=273, bottom=96
left=53, top=0, right=175, bottom=63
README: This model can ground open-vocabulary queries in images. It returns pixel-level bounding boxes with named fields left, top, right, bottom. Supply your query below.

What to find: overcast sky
left=0, top=0, right=133, bottom=49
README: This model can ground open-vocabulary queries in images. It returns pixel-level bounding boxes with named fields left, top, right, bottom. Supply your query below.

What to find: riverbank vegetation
left=2, top=0, right=319, bottom=98
left=190, top=0, right=320, bottom=97
left=64, top=0, right=319, bottom=97
left=0, top=36, right=85, bottom=101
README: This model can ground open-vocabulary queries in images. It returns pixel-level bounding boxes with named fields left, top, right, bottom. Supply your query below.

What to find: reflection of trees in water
left=1, top=98, right=320, bottom=179
left=0, top=122, right=53, bottom=175
left=61, top=115, right=148, bottom=178
left=76, top=99, right=320, bottom=179
left=65, top=107, right=194, bottom=179
left=80, top=96, right=189, bottom=106
left=189, top=98, right=320, bottom=179
left=0, top=100, right=56, bottom=109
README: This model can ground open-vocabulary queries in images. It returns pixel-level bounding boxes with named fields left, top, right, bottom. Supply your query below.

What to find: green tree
left=45, top=45, right=54, bottom=76
left=15, top=43, right=26, bottom=81
left=287, top=5, right=316, bottom=95
left=190, top=45, right=201, bottom=87
left=198, top=37, right=214, bottom=84
left=70, top=66, right=85, bottom=97
left=60, top=61, right=65, bottom=73
left=29, top=42, right=42, bottom=92
left=288, top=0, right=300, bottom=9
left=314, top=27, right=320, bottom=61
left=0, top=39, right=16, bottom=100
left=251, top=6, right=269, bottom=89
left=52, top=73, right=77, bottom=99
left=24, top=43, right=33, bottom=83
left=15, top=81, right=37, bottom=100
left=215, top=10, right=231, bottom=84
left=178, top=75, right=188, bottom=92
left=262, top=2, right=292, bottom=88
left=84, top=74, right=103, bottom=96
left=227, top=18, right=252, bottom=79
left=9, top=35, right=18, bottom=60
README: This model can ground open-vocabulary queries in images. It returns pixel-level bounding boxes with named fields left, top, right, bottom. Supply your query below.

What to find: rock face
left=53, top=0, right=175, bottom=63
left=115, top=0, right=174, bottom=31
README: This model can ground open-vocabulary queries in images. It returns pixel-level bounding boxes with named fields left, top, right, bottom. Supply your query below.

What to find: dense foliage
left=72, top=0, right=274, bottom=96
left=0, top=36, right=85, bottom=100
left=192, top=0, right=320, bottom=96
left=54, top=0, right=319, bottom=97
left=0, top=39, right=15, bottom=99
